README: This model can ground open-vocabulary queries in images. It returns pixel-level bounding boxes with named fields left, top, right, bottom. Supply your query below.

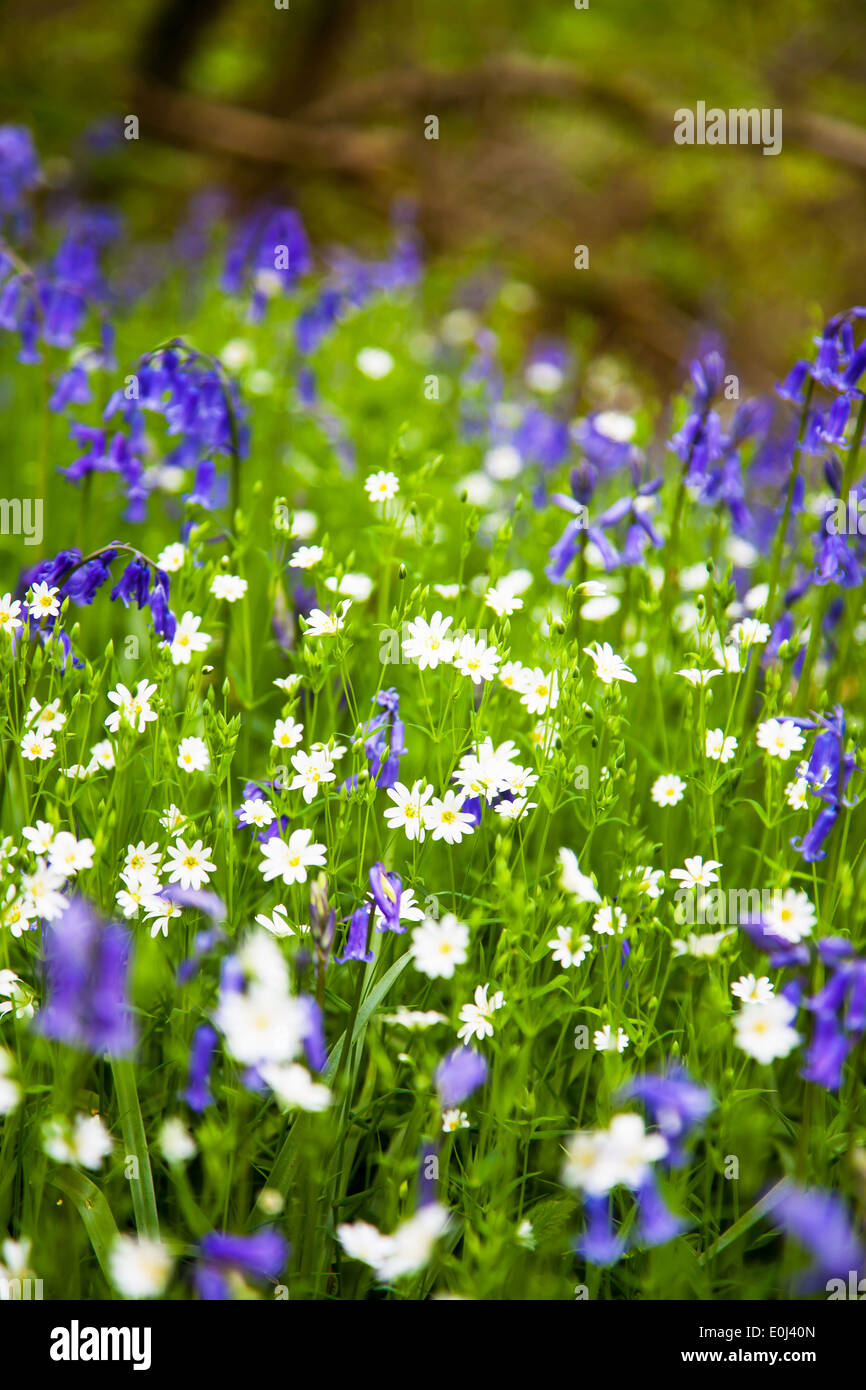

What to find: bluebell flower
left=37, top=897, right=136, bottom=1057
left=575, top=1195, right=625, bottom=1267
left=335, top=904, right=374, bottom=964
left=184, top=1024, right=219, bottom=1111
left=0, top=124, right=41, bottom=222
left=789, top=707, right=858, bottom=864
left=770, top=1182, right=865, bottom=1289
left=617, top=1065, right=713, bottom=1166
left=302, top=997, right=327, bottom=1072
left=195, top=1229, right=289, bottom=1300
left=222, top=205, right=310, bottom=321
left=434, top=1047, right=487, bottom=1107
left=635, top=1172, right=686, bottom=1247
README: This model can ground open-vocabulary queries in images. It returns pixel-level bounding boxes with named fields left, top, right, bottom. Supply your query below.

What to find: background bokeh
left=3, top=0, right=865, bottom=387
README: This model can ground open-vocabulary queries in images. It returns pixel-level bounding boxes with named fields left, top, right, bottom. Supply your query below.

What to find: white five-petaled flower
left=21, top=731, right=55, bottom=761
left=239, top=799, right=276, bottom=829
left=583, top=641, right=636, bottom=685
left=105, top=680, right=158, bottom=734
left=303, top=601, right=351, bottom=638
left=457, top=983, right=505, bottom=1043
left=762, top=888, right=816, bottom=944
left=517, top=666, right=559, bottom=716
left=164, top=839, right=216, bottom=891
left=28, top=582, right=61, bottom=619
left=593, top=1024, right=630, bottom=1053
left=423, top=790, right=476, bottom=844
left=402, top=612, right=455, bottom=670
left=177, top=736, right=209, bottom=774
left=47, top=832, right=94, bottom=877
left=729, top=618, right=771, bottom=649
left=0, top=593, right=23, bottom=634
left=731, top=974, right=775, bottom=1004
left=290, top=748, right=337, bottom=803
left=734, top=995, right=801, bottom=1064
left=156, top=543, right=185, bottom=572
left=409, top=914, right=469, bottom=979
left=109, top=1235, right=174, bottom=1299
left=169, top=611, right=211, bottom=666
left=210, top=573, right=248, bottom=602
left=548, top=925, right=592, bottom=969
left=290, top=545, right=324, bottom=569
left=705, top=728, right=737, bottom=763
left=364, top=470, right=400, bottom=502
left=669, top=856, right=722, bottom=890
left=26, top=698, right=66, bottom=733
left=651, top=773, right=686, bottom=807
left=259, top=829, right=326, bottom=886
left=272, top=716, right=304, bottom=751
left=558, top=847, right=602, bottom=904
left=676, top=667, right=723, bottom=686
left=484, top=584, right=523, bottom=617
left=384, top=780, right=434, bottom=842
left=592, top=903, right=628, bottom=936
left=756, top=719, right=806, bottom=761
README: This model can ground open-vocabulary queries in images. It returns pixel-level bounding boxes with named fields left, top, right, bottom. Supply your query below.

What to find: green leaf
left=51, top=1169, right=120, bottom=1289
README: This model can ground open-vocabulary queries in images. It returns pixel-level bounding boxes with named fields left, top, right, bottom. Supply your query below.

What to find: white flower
left=583, top=641, right=636, bottom=685
left=672, top=929, right=734, bottom=958
left=594, top=411, right=636, bottom=442
left=109, top=1236, right=173, bottom=1298
left=28, top=582, right=61, bottom=619
left=558, top=847, right=602, bottom=904
left=712, top=644, right=742, bottom=673
left=0, top=970, right=35, bottom=1022
left=177, top=736, right=209, bottom=774
left=729, top=618, right=771, bottom=649
left=547, top=925, right=592, bottom=968
left=499, top=660, right=526, bottom=691
left=734, top=995, right=800, bottom=1064
left=254, top=905, right=296, bottom=938
left=518, top=666, right=559, bottom=716
left=210, top=574, right=248, bottom=601
left=756, top=719, right=806, bottom=761
left=705, top=728, right=737, bottom=763
left=493, top=795, right=536, bottom=821
left=338, top=1205, right=449, bottom=1281
left=169, top=611, right=211, bottom=666
left=669, top=855, right=722, bottom=890
left=239, top=799, right=276, bottom=829
left=383, top=1008, right=447, bottom=1029
left=651, top=773, right=686, bottom=807
left=731, top=974, right=775, bottom=1004
left=143, top=896, right=182, bottom=939
left=116, top=867, right=162, bottom=920
left=594, top=1024, right=630, bottom=1053
left=562, top=1114, right=666, bottom=1195
left=434, top=583, right=460, bottom=600
left=43, top=1113, right=113, bottom=1169
left=274, top=674, right=302, bottom=695
left=633, top=865, right=664, bottom=900
left=0, top=593, right=23, bottom=634
left=457, top=983, right=504, bottom=1043
left=259, top=1062, right=331, bottom=1112
left=159, top=1118, right=196, bottom=1164
left=453, top=633, right=500, bottom=684
left=402, top=611, right=455, bottom=670
left=259, top=829, right=326, bottom=886
left=47, top=832, right=94, bottom=877
left=762, top=888, right=816, bottom=944
left=442, top=1108, right=470, bottom=1132
left=156, top=542, right=185, bottom=572
left=302, top=601, right=351, bottom=638
left=592, top=904, right=628, bottom=936
left=217, top=985, right=309, bottom=1068
left=336, top=1220, right=394, bottom=1270
left=356, top=347, right=394, bottom=380
left=21, top=730, right=55, bottom=761
left=484, top=584, right=523, bottom=617
left=105, top=680, right=158, bottom=735
left=784, top=776, right=808, bottom=810
left=364, top=470, right=400, bottom=502
left=289, top=748, right=336, bottom=803
left=410, top=913, right=469, bottom=979
left=125, top=842, right=160, bottom=876
left=423, top=791, right=476, bottom=845
left=272, top=716, right=304, bottom=751
left=0, top=1049, right=21, bottom=1114
left=384, top=780, right=434, bottom=842
left=20, top=861, right=67, bottom=921
left=164, top=839, right=216, bottom=891
left=26, top=697, right=66, bottom=733
left=325, top=571, right=373, bottom=602
left=289, top=545, right=324, bottom=569
left=87, top=739, right=116, bottom=772
left=676, top=667, right=723, bottom=686
left=453, top=738, right=521, bottom=798
left=22, top=820, right=56, bottom=855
